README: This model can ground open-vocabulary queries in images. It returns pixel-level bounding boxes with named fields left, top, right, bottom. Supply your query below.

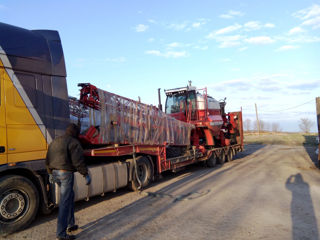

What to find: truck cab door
left=0, top=70, right=7, bottom=164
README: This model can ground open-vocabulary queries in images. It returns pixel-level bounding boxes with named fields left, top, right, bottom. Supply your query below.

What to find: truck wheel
left=217, top=151, right=226, bottom=165
left=0, top=175, right=39, bottom=236
left=130, top=156, right=153, bottom=191
left=226, top=149, right=233, bottom=162
left=206, top=153, right=217, bottom=168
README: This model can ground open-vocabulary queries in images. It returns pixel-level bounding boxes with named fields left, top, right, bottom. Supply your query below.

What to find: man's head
left=66, top=123, right=80, bottom=138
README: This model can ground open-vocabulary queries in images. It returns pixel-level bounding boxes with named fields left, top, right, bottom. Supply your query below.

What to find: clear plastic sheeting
left=69, top=87, right=194, bottom=146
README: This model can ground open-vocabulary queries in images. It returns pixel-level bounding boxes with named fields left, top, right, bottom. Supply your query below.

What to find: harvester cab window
left=187, top=91, right=197, bottom=120
left=166, top=93, right=186, bottom=114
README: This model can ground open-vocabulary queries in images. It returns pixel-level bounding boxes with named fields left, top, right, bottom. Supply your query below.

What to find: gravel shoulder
left=5, top=144, right=320, bottom=240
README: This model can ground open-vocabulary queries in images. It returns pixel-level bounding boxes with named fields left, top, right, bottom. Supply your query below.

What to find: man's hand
left=85, top=174, right=91, bottom=185
left=48, top=174, right=54, bottom=184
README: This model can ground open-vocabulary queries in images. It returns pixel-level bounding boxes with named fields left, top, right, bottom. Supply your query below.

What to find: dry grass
left=244, top=132, right=318, bottom=146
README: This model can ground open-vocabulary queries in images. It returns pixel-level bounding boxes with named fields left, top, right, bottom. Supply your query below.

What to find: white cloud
left=293, top=4, right=320, bottom=20
left=135, top=24, right=149, bottom=32
left=209, top=21, right=274, bottom=38
left=243, top=21, right=275, bottom=31
left=148, top=19, right=156, bottom=24
left=167, top=42, right=180, bottom=48
left=265, top=23, right=275, bottom=28
left=215, top=23, right=242, bottom=35
left=167, top=19, right=208, bottom=32
left=284, top=35, right=320, bottom=43
left=208, top=34, right=243, bottom=48
left=145, top=50, right=162, bottom=56
left=276, top=45, right=299, bottom=51
left=145, top=50, right=187, bottom=58
left=288, top=26, right=305, bottom=35
left=220, top=10, right=244, bottom=19
left=244, top=21, right=261, bottom=30
left=219, top=41, right=241, bottom=48
left=192, top=22, right=201, bottom=28
left=293, top=4, right=320, bottom=29
left=245, top=36, right=275, bottom=44
left=148, top=38, right=155, bottom=42
left=302, top=16, right=320, bottom=29
left=168, top=23, right=187, bottom=31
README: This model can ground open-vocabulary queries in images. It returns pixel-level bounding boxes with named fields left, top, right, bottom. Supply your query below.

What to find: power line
left=260, top=99, right=315, bottom=113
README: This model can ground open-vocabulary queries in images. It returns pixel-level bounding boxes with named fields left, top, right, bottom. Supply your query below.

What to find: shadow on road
left=75, top=145, right=267, bottom=239
left=286, top=173, right=319, bottom=240
left=10, top=144, right=265, bottom=238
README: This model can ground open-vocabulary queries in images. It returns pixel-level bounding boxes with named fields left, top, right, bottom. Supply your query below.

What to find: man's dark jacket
left=46, top=135, right=88, bottom=176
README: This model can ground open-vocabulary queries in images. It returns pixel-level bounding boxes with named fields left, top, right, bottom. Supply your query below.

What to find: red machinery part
left=75, top=83, right=195, bottom=146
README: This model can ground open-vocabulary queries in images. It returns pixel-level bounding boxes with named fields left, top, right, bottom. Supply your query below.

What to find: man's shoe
left=67, top=225, right=79, bottom=233
left=56, top=234, right=76, bottom=240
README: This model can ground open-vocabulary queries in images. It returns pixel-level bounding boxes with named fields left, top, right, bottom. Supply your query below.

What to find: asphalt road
left=5, top=144, right=320, bottom=240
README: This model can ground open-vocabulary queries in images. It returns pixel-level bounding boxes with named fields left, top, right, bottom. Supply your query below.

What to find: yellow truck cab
left=0, top=22, right=70, bottom=235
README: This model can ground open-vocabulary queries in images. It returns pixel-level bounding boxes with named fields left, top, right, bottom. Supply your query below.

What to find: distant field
left=244, top=132, right=318, bottom=146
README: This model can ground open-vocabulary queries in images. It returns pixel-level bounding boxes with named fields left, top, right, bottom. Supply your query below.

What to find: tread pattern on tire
left=0, top=175, right=39, bottom=236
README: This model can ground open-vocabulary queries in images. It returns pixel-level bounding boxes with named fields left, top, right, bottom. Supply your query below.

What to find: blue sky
left=1, top=0, right=319, bottom=132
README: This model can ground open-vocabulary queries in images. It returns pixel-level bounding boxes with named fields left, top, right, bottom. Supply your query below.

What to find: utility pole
left=316, top=97, right=320, bottom=165
left=255, top=103, right=260, bottom=135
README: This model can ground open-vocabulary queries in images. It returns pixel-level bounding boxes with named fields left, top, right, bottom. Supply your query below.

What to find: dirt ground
left=4, top=144, right=320, bottom=240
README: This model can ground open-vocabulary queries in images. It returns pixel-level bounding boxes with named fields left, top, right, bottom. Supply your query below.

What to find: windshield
left=165, top=93, right=186, bottom=114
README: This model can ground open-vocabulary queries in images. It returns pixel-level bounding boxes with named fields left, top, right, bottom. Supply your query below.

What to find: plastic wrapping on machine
left=70, top=86, right=194, bottom=146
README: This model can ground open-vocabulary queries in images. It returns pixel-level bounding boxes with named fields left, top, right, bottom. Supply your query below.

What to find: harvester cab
left=164, top=82, right=241, bottom=148
left=164, top=82, right=224, bottom=129
left=164, top=82, right=197, bottom=122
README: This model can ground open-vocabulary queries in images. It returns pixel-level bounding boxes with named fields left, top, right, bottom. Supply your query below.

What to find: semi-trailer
left=0, top=22, right=243, bottom=235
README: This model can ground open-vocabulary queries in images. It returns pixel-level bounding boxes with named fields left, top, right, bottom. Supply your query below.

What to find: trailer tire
left=0, top=175, right=39, bottom=236
left=206, top=153, right=217, bottom=168
left=217, top=151, right=226, bottom=165
left=130, top=156, right=153, bottom=191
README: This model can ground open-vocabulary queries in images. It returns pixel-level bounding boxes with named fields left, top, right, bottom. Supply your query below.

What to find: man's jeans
left=52, top=170, right=75, bottom=238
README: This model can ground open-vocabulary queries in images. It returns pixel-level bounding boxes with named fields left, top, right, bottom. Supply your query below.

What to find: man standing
left=46, top=124, right=91, bottom=240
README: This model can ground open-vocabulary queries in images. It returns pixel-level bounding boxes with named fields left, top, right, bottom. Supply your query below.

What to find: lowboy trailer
left=0, top=22, right=243, bottom=235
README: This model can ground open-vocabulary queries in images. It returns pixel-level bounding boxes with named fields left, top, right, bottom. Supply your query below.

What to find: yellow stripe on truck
left=0, top=60, right=47, bottom=163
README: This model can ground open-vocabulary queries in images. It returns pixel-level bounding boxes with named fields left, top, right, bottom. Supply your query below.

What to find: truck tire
left=130, top=156, right=153, bottom=191
left=217, top=150, right=226, bottom=165
left=0, top=175, right=39, bottom=236
left=206, top=153, right=217, bottom=168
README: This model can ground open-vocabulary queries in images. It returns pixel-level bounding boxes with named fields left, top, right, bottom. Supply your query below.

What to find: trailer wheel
left=217, top=151, right=226, bottom=165
left=206, top=153, right=217, bottom=168
left=226, top=149, right=233, bottom=162
left=130, top=156, right=153, bottom=191
left=0, top=175, right=39, bottom=236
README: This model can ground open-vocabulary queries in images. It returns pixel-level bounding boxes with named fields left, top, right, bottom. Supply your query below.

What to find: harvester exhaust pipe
left=158, top=88, right=163, bottom=111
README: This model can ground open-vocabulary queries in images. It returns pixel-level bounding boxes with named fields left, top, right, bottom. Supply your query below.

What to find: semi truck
left=0, top=22, right=243, bottom=235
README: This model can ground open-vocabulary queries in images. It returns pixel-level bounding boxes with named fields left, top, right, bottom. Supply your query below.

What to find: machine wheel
left=206, top=153, right=217, bottom=168
left=0, top=175, right=39, bottom=236
left=226, top=149, right=233, bottom=162
left=130, top=156, right=153, bottom=191
left=217, top=150, right=226, bottom=165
